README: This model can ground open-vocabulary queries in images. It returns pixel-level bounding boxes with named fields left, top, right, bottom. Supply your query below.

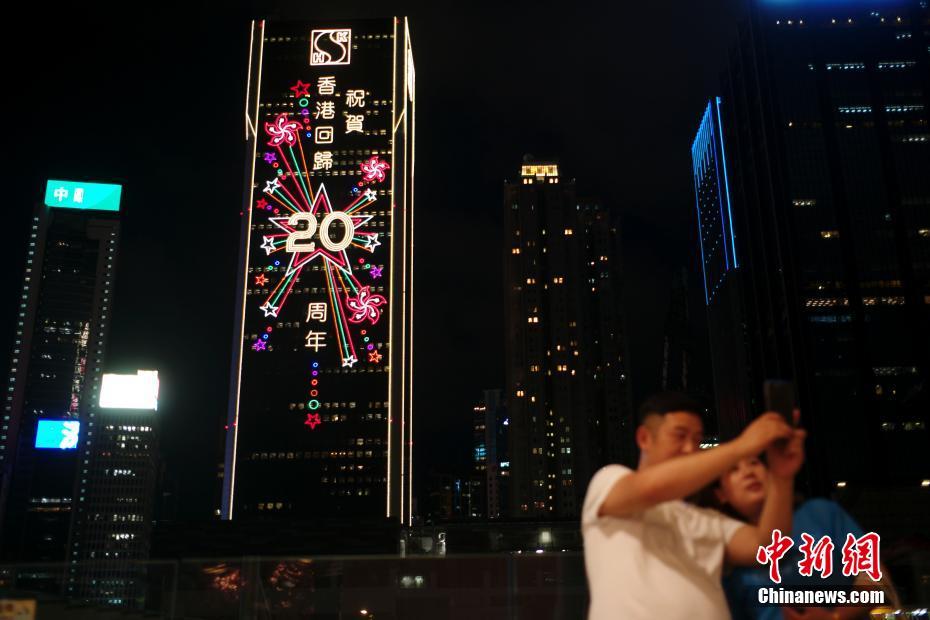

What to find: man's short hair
left=637, top=392, right=705, bottom=426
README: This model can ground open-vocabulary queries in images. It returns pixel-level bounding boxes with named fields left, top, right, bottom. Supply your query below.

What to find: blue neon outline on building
left=691, top=97, right=738, bottom=305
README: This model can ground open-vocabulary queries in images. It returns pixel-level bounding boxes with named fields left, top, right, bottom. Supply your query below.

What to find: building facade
left=471, top=389, right=508, bottom=520
left=696, top=0, right=930, bottom=490
left=67, top=370, right=159, bottom=608
left=0, top=181, right=121, bottom=568
left=503, top=161, right=633, bottom=519
left=224, top=19, right=415, bottom=524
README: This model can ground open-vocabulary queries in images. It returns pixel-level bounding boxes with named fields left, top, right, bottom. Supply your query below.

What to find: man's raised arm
left=599, top=414, right=796, bottom=518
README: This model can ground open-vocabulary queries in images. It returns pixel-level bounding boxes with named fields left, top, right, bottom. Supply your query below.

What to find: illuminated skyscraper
left=68, top=370, right=160, bottom=608
left=471, top=389, right=509, bottom=520
left=0, top=181, right=121, bottom=567
left=695, top=0, right=929, bottom=490
left=224, top=19, right=415, bottom=524
left=503, top=160, right=633, bottom=519
left=692, top=98, right=755, bottom=432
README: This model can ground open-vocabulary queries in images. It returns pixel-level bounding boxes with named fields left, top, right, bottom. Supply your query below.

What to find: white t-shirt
left=582, top=464, right=745, bottom=620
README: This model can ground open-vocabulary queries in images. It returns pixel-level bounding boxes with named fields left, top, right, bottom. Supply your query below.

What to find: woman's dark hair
left=691, top=480, right=746, bottom=522
left=690, top=455, right=803, bottom=521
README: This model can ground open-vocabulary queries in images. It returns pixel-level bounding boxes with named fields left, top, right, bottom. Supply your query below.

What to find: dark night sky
left=1, top=0, right=744, bottom=520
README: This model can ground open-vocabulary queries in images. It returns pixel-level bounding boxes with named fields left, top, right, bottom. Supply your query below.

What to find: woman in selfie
left=707, top=456, right=899, bottom=620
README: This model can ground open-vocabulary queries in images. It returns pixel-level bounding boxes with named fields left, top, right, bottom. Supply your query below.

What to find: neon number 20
left=286, top=212, right=354, bottom=253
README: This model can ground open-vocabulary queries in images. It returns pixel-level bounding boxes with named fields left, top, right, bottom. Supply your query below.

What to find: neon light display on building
left=691, top=97, right=737, bottom=305
left=224, top=19, right=414, bottom=524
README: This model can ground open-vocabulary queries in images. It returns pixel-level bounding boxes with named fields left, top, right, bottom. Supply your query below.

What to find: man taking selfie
left=582, top=392, right=805, bottom=619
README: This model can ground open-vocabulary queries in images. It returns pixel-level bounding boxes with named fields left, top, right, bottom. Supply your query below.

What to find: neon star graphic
left=269, top=185, right=374, bottom=277
left=255, top=198, right=269, bottom=210
left=290, top=80, right=311, bottom=98
left=370, top=266, right=383, bottom=279
left=342, top=355, right=358, bottom=368
left=363, top=188, right=377, bottom=200
left=368, top=350, right=382, bottom=363
left=264, top=178, right=281, bottom=194
left=362, top=233, right=381, bottom=252
left=304, top=412, right=322, bottom=429
left=259, top=302, right=279, bottom=318
left=263, top=152, right=277, bottom=164
left=255, top=273, right=269, bottom=286
left=261, top=236, right=278, bottom=255
left=252, top=339, right=266, bottom=351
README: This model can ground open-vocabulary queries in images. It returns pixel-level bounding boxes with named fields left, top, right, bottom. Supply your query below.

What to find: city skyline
left=2, top=0, right=743, bottom=523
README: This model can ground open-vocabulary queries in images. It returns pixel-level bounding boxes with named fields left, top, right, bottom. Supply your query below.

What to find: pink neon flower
left=360, top=156, right=390, bottom=183
left=265, top=113, right=300, bottom=147
left=346, top=286, right=387, bottom=324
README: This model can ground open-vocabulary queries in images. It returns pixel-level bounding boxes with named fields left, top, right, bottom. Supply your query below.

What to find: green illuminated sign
left=44, top=180, right=122, bottom=212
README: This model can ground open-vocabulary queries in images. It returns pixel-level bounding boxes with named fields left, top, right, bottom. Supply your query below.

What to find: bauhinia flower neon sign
left=346, top=286, right=387, bottom=324
left=360, top=156, right=390, bottom=183
left=264, top=113, right=301, bottom=147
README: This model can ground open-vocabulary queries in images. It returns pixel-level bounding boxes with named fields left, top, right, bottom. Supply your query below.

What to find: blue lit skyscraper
left=692, top=97, right=738, bottom=305
left=695, top=0, right=929, bottom=493
left=691, top=101, right=755, bottom=435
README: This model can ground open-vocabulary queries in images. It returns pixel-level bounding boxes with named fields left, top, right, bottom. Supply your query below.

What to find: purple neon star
left=370, top=266, right=383, bottom=279
left=252, top=338, right=267, bottom=351
left=263, top=152, right=277, bottom=164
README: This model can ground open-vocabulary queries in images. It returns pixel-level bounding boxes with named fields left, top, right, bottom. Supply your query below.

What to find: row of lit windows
left=880, top=421, right=926, bottom=432
left=105, top=469, right=135, bottom=476
left=838, top=104, right=924, bottom=114
left=264, top=33, right=393, bottom=43
left=252, top=220, right=388, bottom=234
left=261, top=99, right=390, bottom=109
left=321, top=475, right=377, bottom=484
left=520, top=177, right=560, bottom=184
left=249, top=261, right=391, bottom=275
left=874, top=366, right=918, bottom=377
left=251, top=449, right=385, bottom=460
left=779, top=15, right=906, bottom=26
left=804, top=296, right=911, bottom=308
left=245, top=285, right=387, bottom=297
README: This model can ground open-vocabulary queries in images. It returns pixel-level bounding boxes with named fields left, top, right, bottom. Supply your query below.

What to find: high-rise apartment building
left=0, top=180, right=121, bottom=569
left=503, top=160, right=633, bottom=519
left=471, top=389, right=509, bottom=520
left=224, top=19, right=415, bottom=524
left=67, top=370, right=159, bottom=608
left=694, top=0, right=929, bottom=490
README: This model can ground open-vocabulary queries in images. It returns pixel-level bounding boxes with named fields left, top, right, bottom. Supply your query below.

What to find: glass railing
left=0, top=553, right=588, bottom=619
left=1, top=553, right=927, bottom=619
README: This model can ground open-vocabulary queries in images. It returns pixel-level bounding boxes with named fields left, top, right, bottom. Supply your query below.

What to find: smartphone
left=763, top=379, right=796, bottom=425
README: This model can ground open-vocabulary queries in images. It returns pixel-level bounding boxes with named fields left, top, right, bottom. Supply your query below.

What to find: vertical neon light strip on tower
left=223, top=19, right=265, bottom=520
left=691, top=98, right=737, bottom=305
